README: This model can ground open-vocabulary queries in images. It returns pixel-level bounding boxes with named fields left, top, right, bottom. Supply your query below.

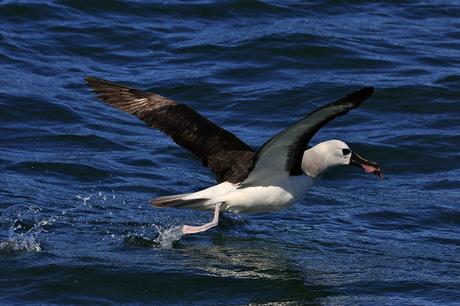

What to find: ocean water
left=1, top=1, right=459, bottom=304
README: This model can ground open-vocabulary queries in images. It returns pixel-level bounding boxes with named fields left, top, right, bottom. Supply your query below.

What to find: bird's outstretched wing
left=243, top=87, right=374, bottom=185
left=85, top=77, right=256, bottom=183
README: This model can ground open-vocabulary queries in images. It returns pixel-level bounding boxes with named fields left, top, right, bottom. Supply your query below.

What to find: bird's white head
left=301, top=139, right=383, bottom=179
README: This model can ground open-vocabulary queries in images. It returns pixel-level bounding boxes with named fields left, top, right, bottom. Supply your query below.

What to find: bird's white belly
left=219, top=176, right=314, bottom=213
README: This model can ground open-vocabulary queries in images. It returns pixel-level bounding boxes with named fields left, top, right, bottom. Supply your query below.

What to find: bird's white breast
left=219, top=175, right=314, bottom=213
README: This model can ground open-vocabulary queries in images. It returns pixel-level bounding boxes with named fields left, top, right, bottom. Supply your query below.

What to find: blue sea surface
left=1, top=1, right=459, bottom=305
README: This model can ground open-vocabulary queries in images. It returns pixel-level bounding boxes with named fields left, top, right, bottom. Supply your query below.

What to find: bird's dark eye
left=342, top=148, right=351, bottom=155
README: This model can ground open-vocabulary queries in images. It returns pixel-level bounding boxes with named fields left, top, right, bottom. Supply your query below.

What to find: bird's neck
left=301, top=143, right=334, bottom=178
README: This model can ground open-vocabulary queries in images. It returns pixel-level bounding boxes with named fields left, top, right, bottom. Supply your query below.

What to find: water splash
left=153, top=225, right=184, bottom=249
left=0, top=205, right=52, bottom=255
left=75, top=191, right=186, bottom=248
left=75, top=194, right=92, bottom=206
left=0, top=235, right=41, bottom=254
left=122, top=224, right=184, bottom=249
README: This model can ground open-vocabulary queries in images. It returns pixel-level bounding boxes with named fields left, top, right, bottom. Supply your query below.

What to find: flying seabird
left=86, top=77, right=382, bottom=235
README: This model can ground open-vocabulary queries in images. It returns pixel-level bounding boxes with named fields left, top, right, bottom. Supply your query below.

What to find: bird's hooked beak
left=349, top=151, right=383, bottom=179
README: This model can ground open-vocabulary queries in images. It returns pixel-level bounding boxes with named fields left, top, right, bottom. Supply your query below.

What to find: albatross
left=86, top=77, right=382, bottom=235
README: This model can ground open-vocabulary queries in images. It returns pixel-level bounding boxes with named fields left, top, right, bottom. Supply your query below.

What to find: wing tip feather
left=85, top=76, right=104, bottom=87
left=85, top=76, right=126, bottom=91
left=346, top=86, right=375, bottom=106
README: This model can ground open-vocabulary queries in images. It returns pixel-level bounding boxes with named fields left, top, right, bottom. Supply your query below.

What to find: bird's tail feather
left=151, top=194, right=209, bottom=209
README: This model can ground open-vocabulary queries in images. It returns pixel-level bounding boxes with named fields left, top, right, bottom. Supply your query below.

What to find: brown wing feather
left=85, top=77, right=255, bottom=183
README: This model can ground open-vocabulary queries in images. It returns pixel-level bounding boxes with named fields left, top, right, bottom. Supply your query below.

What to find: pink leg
left=182, top=202, right=222, bottom=235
